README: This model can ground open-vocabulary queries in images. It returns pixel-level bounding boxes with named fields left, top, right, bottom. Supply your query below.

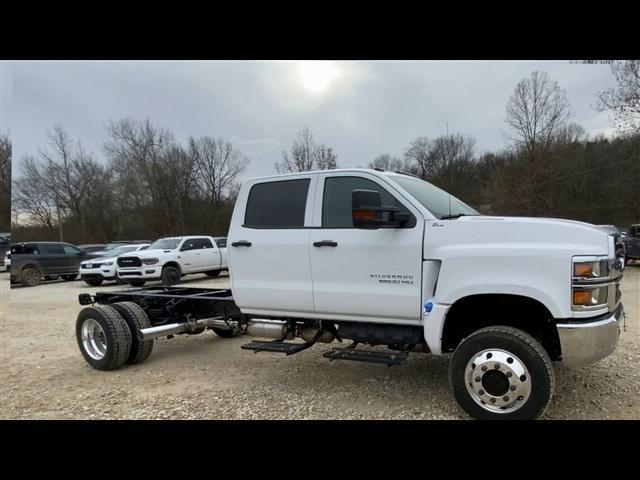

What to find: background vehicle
left=622, top=224, right=640, bottom=262
left=80, top=243, right=150, bottom=286
left=0, top=250, right=9, bottom=272
left=77, top=244, right=107, bottom=254
left=116, top=235, right=228, bottom=286
left=11, top=242, right=88, bottom=287
left=76, top=169, right=625, bottom=420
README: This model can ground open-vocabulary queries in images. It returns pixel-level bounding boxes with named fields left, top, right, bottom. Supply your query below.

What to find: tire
left=45, top=275, right=59, bottom=281
left=205, top=270, right=221, bottom=277
left=212, top=327, right=244, bottom=338
left=128, top=279, right=146, bottom=287
left=76, top=305, right=132, bottom=371
left=161, top=265, right=181, bottom=286
left=21, top=267, right=42, bottom=287
left=85, top=279, right=104, bottom=287
left=449, top=326, right=555, bottom=420
left=62, top=274, right=78, bottom=281
left=110, top=302, right=154, bottom=364
left=115, top=274, right=127, bottom=285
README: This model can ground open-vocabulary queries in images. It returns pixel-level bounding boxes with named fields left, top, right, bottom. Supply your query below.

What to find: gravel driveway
left=1, top=268, right=638, bottom=420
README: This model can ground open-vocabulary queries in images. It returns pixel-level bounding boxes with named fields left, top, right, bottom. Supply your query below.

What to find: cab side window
left=193, top=238, right=214, bottom=249
left=322, top=176, right=415, bottom=228
left=244, top=179, right=310, bottom=228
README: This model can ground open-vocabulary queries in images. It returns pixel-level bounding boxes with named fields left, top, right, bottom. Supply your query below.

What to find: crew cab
left=80, top=243, right=150, bottom=286
left=116, top=236, right=228, bottom=286
left=75, top=169, right=625, bottom=420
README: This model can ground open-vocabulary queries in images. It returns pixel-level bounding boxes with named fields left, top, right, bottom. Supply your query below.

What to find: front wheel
left=161, top=266, right=181, bottom=286
left=449, top=326, right=555, bottom=420
left=84, top=278, right=104, bottom=286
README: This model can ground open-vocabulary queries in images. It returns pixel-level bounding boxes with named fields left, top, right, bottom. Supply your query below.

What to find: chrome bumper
left=556, top=304, right=624, bottom=368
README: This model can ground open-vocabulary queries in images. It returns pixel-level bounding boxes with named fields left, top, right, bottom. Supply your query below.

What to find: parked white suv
left=80, top=243, right=150, bottom=286
left=116, top=236, right=228, bottom=286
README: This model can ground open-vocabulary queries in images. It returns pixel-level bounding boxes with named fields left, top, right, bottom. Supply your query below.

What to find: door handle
left=231, top=240, right=252, bottom=247
left=313, top=240, right=338, bottom=247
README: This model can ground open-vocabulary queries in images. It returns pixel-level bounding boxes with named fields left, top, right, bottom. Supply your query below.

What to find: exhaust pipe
left=139, top=317, right=239, bottom=341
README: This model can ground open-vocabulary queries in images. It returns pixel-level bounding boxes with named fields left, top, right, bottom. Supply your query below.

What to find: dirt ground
left=1, top=268, right=638, bottom=420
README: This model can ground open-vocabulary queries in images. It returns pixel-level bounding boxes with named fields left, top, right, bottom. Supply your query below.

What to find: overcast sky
left=1, top=60, right=617, bottom=180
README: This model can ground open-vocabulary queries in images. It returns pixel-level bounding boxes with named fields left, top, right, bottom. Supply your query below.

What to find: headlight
left=142, top=258, right=159, bottom=265
left=572, top=286, right=608, bottom=307
left=572, top=258, right=609, bottom=279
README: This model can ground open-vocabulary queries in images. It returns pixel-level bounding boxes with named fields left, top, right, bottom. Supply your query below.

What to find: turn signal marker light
left=573, top=290, right=593, bottom=305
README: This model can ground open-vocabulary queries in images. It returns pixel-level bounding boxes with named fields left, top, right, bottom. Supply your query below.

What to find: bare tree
left=505, top=71, right=573, bottom=156
left=0, top=133, right=10, bottom=231
left=36, top=126, right=101, bottom=238
left=597, top=60, right=640, bottom=134
left=275, top=127, right=337, bottom=173
left=368, top=154, right=405, bottom=171
left=12, top=156, right=56, bottom=229
left=189, top=137, right=249, bottom=205
left=104, top=118, right=195, bottom=236
left=404, top=133, right=476, bottom=181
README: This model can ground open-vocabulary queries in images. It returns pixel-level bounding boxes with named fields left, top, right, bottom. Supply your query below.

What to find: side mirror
left=352, top=189, right=409, bottom=229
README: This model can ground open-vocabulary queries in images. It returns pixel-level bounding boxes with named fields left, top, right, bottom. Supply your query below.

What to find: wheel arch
left=441, top=293, right=562, bottom=361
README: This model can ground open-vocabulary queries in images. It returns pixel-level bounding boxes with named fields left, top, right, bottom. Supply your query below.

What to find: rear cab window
left=11, top=243, right=40, bottom=255
left=244, top=178, right=311, bottom=228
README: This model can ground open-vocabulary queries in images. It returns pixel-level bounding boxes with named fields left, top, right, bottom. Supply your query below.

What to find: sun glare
left=298, top=61, right=341, bottom=94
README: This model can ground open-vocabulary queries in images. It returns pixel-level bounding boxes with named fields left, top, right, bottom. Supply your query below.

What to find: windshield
left=109, top=245, right=139, bottom=256
left=149, top=238, right=181, bottom=250
left=390, top=175, right=479, bottom=219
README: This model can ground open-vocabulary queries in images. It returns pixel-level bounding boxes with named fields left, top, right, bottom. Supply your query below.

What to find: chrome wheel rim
left=464, top=348, right=531, bottom=414
left=81, top=318, right=108, bottom=360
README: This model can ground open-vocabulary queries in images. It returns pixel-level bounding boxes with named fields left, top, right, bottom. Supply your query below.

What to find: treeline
left=12, top=119, right=249, bottom=243
left=369, top=131, right=639, bottom=225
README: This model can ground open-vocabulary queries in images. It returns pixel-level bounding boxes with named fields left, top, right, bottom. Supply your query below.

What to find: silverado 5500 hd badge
left=369, top=273, right=414, bottom=285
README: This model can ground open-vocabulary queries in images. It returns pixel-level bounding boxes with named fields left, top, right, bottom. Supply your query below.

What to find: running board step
left=323, top=348, right=408, bottom=366
left=241, top=341, right=311, bottom=355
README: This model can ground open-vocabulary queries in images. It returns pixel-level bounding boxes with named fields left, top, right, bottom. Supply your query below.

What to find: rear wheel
left=111, top=302, right=154, bottom=364
left=449, top=326, right=555, bottom=420
left=128, top=279, right=146, bottom=287
left=76, top=305, right=132, bottom=370
left=22, top=267, right=42, bottom=287
left=62, top=274, right=78, bottom=281
left=85, top=278, right=104, bottom=286
left=161, top=266, right=181, bottom=286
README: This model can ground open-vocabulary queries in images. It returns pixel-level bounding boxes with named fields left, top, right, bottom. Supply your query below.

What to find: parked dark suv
left=623, top=224, right=640, bottom=262
left=10, top=242, right=88, bottom=287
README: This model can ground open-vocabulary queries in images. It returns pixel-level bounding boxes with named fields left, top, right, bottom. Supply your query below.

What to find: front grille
left=117, top=256, right=142, bottom=268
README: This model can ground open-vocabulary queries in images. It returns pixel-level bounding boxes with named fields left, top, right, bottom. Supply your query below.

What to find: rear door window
left=244, top=179, right=310, bottom=228
left=11, top=244, right=40, bottom=255
left=193, top=238, right=214, bottom=250
left=41, top=244, right=66, bottom=254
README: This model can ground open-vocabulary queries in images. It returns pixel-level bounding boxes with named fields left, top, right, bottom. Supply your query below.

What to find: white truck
left=80, top=243, right=150, bottom=286
left=75, top=169, right=626, bottom=420
left=115, top=236, right=228, bottom=286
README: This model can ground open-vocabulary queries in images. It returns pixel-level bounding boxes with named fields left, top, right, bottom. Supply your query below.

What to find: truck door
left=215, top=238, right=228, bottom=267
left=309, top=173, right=424, bottom=324
left=228, top=176, right=316, bottom=317
left=178, top=238, right=217, bottom=272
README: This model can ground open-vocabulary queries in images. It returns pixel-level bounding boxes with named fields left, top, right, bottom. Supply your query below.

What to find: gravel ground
left=1, top=268, right=638, bottom=420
